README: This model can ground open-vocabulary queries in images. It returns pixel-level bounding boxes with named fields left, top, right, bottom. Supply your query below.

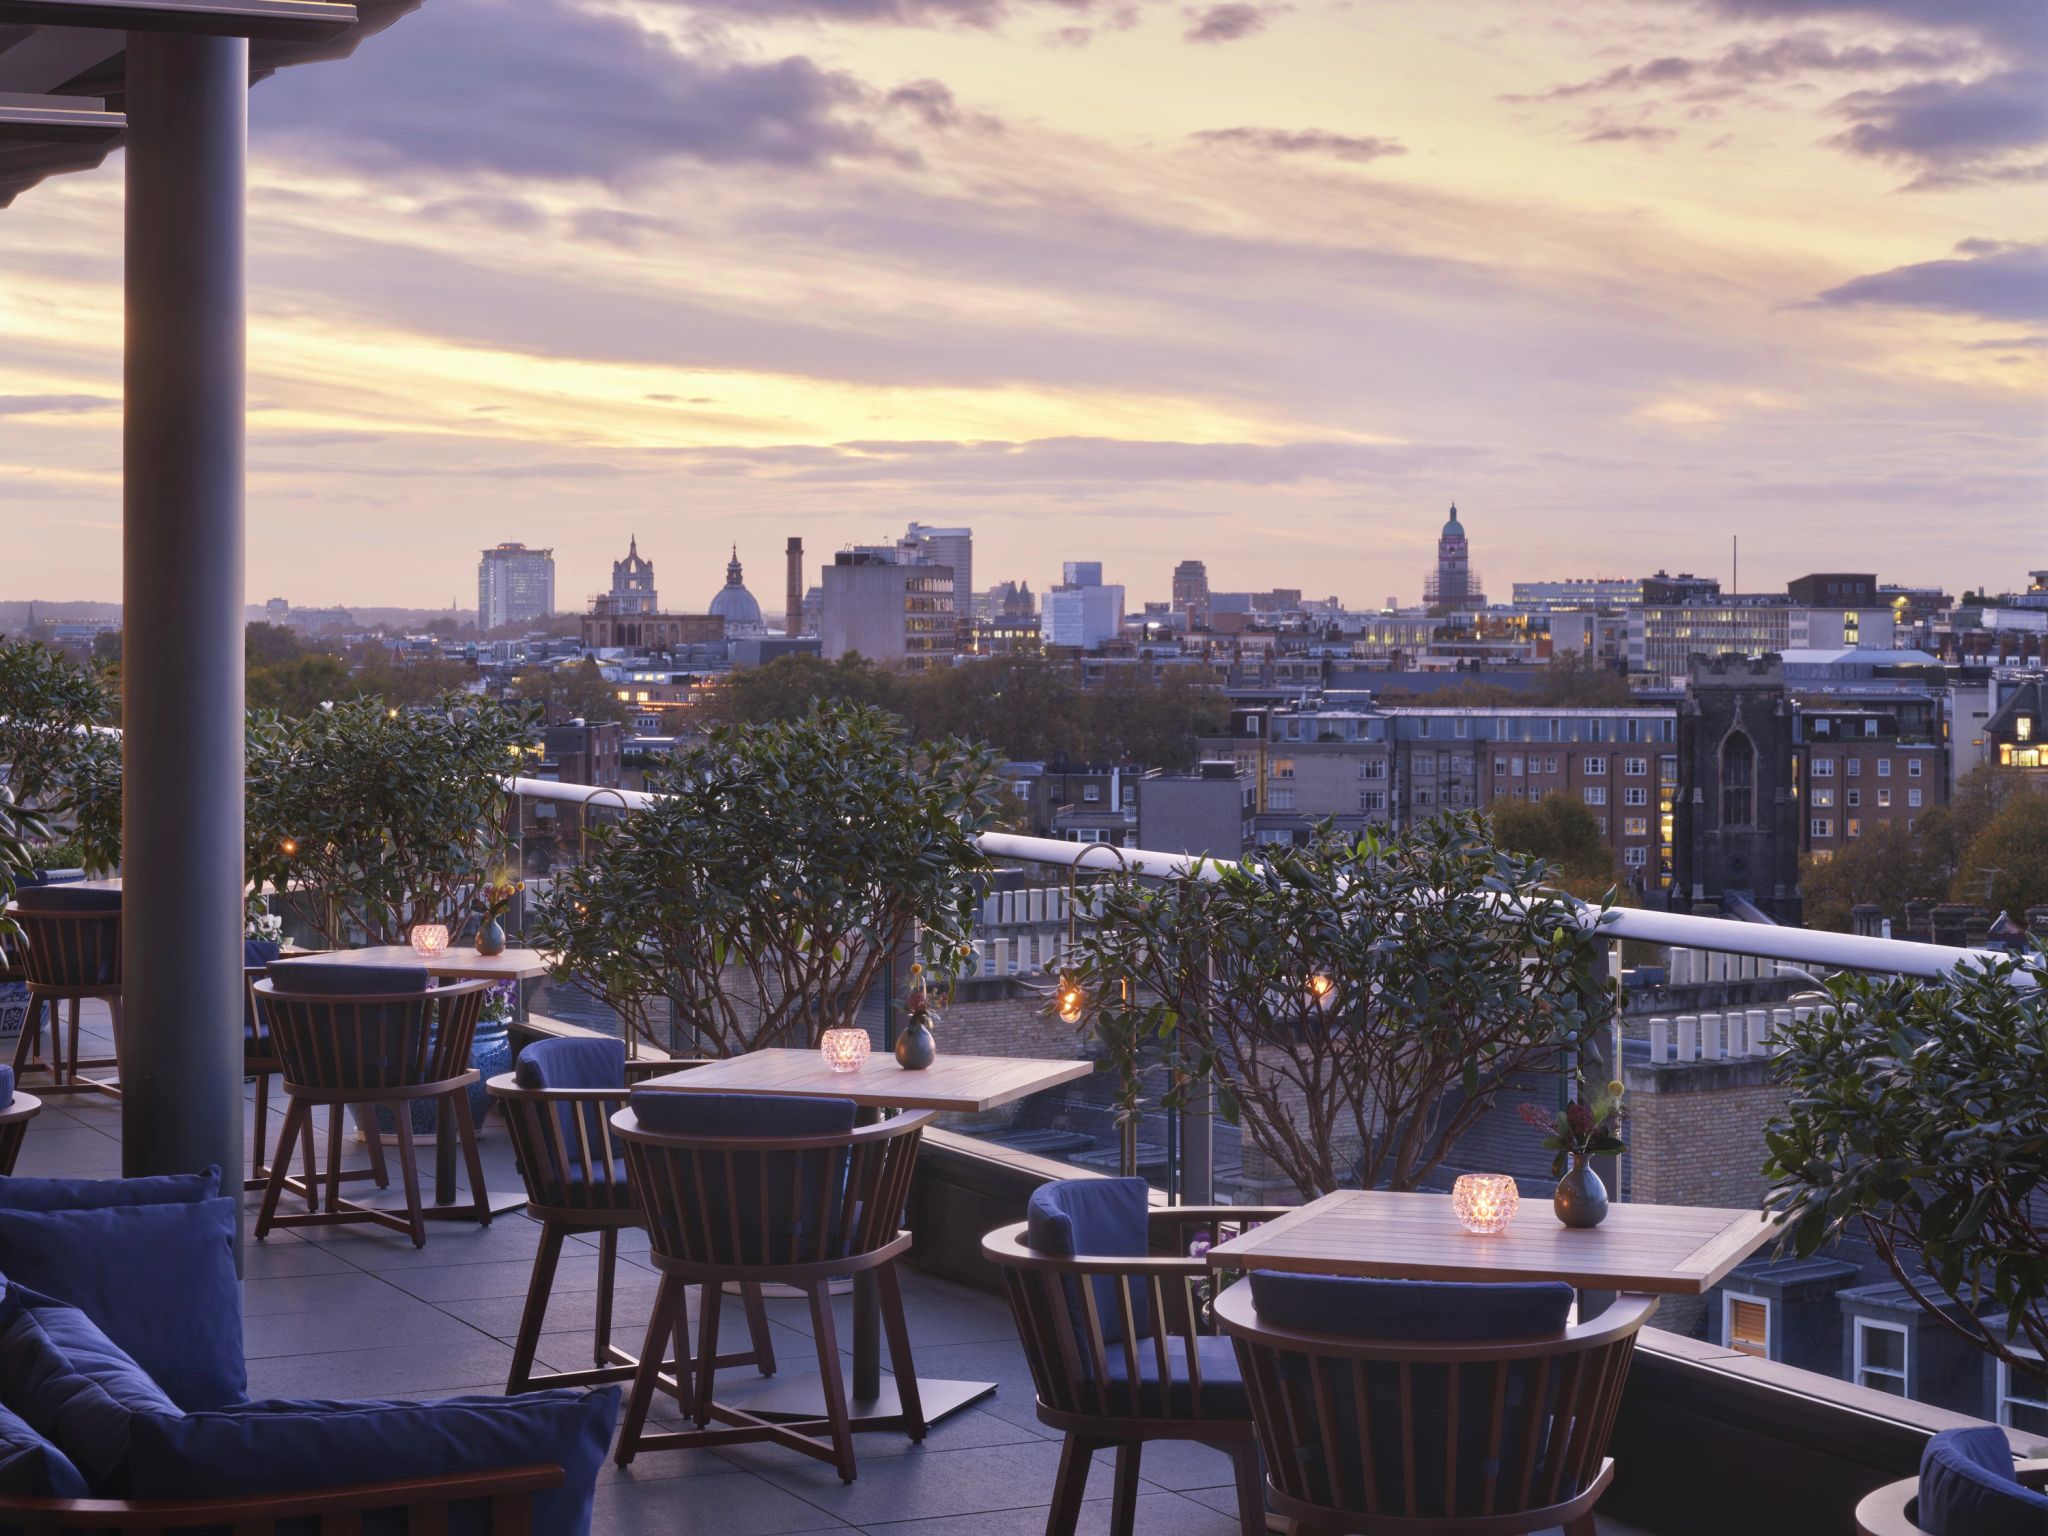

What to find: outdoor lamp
left=409, top=924, right=450, bottom=958
left=1452, top=1173, right=1519, bottom=1235
left=821, top=1028, right=870, bottom=1073
left=1056, top=974, right=1085, bottom=1024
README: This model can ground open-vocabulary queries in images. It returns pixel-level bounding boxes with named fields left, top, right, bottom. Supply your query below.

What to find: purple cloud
left=1191, top=127, right=1405, bottom=163
left=1517, top=35, right=1971, bottom=101
left=1183, top=4, right=1273, bottom=44
left=1830, top=69, right=2048, bottom=169
left=1580, top=124, right=1677, bottom=144
left=0, top=394, right=116, bottom=416
left=254, top=0, right=920, bottom=181
left=1813, top=240, right=2048, bottom=323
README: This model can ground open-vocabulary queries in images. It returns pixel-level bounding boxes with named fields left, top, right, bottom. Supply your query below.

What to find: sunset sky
left=1, top=0, right=2041, bottom=611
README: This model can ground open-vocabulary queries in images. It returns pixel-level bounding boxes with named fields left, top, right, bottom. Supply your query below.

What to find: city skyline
left=1, top=0, right=2041, bottom=606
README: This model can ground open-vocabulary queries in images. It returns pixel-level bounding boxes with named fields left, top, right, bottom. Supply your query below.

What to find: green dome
left=1442, top=504, right=1464, bottom=539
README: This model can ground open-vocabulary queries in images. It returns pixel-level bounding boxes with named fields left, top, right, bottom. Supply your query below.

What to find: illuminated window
left=1271, top=758, right=1296, bottom=780
left=1812, top=787, right=1834, bottom=809
left=1725, top=1294, right=1770, bottom=1359
left=1846, top=818, right=1860, bottom=838
left=2020, top=717, right=2036, bottom=742
left=1878, top=788, right=1892, bottom=807
left=1624, top=816, right=1648, bottom=835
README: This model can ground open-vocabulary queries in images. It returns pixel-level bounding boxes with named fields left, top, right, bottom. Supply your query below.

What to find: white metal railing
left=506, top=776, right=2021, bottom=983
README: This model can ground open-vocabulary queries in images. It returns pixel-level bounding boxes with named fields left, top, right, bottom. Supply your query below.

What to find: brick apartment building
left=1795, top=703, right=1948, bottom=859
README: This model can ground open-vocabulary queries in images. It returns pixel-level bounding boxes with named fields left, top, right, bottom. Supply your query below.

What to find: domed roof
left=709, top=546, right=763, bottom=628
left=1442, top=503, right=1465, bottom=539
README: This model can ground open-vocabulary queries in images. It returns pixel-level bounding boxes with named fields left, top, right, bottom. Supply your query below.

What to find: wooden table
left=272, top=946, right=551, bottom=1216
left=638, top=1048, right=1093, bottom=1427
left=1205, top=1188, right=1780, bottom=1296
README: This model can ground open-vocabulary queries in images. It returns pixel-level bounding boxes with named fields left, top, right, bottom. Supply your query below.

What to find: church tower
left=1424, top=504, right=1484, bottom=611
left=608, top=536, right=658, bottom=615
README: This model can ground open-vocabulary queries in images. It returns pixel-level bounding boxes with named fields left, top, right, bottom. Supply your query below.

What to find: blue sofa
left=0, top=1165, right=619, bottom=1531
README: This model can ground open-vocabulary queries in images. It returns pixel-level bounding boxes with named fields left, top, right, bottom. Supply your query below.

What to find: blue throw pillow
left=126, top=1387, right=622, bottom=1536
left=0, top=1284, right=181, bottom=1493
left=1919, top=1425, right=2048, bottom=1536
left=0, top=1400, right=89, bottom=1497
left=1248, top=1272, right=1575, bottom=1340
left=0, top=1164, right=220, bottom=1213
left=1027, top=1177, right=1155, bottom=1345
left=0, top=1064, right=13, bottom=1110
left=0, top=1195, right=245, bottom=1410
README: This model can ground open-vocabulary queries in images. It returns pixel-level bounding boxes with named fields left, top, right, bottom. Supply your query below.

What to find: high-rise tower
left=1423, top=504, right=1485, bottom=611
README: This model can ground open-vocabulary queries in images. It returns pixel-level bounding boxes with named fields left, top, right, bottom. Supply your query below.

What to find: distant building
left=264, top=597, right=289, bottom=624
left=1173, top=559, right=1211, bottom=624
left=1135, top=762, right=1252, bottom=858
left=478, top=543, right=555, bottom=633
left=707, top=547, right=765, bottom=635
left=1628, top=600, right=1896, bottom=684
left=819, top=548, right=956, bottom=668
left=1044, top=561, right=1125, bottom=650
left=604, top=536, right=658, bottom=616
left=1785, top=573, right=1878, bottom=607
left=1423, top=505, right=1485, bottom=611
left=1985, top=677, right=2045, bottom=779
left=989, top=580, right=1036, bottom=620
left=902, top=524, right=972, bottom=636
left=1673, top=654, right=1802, bottom=924
left=1512, top=572, right=1721, bottom=612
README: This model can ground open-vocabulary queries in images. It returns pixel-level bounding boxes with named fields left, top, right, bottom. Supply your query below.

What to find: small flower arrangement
left=903, top=963, right=932, bottom=1023
left=480, top=979, right=517, bottom=1026
left=1519, top=1078, right=1627, bottom=1178
left=244, top=898, right=283, bottom=946
left=477, top=873, right=524, bottom=923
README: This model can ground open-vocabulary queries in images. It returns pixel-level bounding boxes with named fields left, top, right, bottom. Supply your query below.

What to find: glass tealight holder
left=409, top=924, right=450, bottom=958
left=1452, top=1173, right=1519, bottom=1235
left=820, top=1028, right=870, bottom=1074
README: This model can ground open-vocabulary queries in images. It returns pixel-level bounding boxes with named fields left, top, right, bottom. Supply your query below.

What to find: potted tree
left=245, top=694, right=538, bottom=1130
left=1764, top=950, right=2047, bottom=1394
left=0, top=638, right=121, bottom=879
left=1067, top=812, right=1619, bottom=1200
left=533, top=702, right=1000, bottom=1058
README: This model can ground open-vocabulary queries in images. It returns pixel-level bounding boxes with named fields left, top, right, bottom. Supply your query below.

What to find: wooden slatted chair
left=0, top=1463, right=563, bottom=1531
left=241, top=942, right=336, bottom=1198
left=486, top=1036, right=778, bottom=1396
left=611, top=1090, right=931, bottom=1483
left=0, top=1065, right=40, bottom=1175
left=981, top=1178, right=1290, bottom=1536
left=1215, top=1270, right=1656, bottom=1536
left=7, top=885, right=122, bottom=1098
left=252, top=964, right=493, bottom=1248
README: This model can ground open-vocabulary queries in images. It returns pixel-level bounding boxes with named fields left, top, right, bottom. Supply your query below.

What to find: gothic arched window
left=1721, top=731, right=1755, bottom=828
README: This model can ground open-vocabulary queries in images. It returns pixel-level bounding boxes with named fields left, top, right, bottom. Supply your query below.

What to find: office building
left=1172, top=559, right=1210, bottom=624
left=1629, top=600, right=1896, bottom=684
left=820, top=548, right=956, bottom=668
left=1044, top=561, right=1125, bottom=650
left=1511, top=571, right=1721, bottom=612
left=477, top=542, right=555, bottom=633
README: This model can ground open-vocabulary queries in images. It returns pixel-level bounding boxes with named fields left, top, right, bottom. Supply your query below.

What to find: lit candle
left=820, top=1028, right=870, bottom=1073
left=409, top=924, right=450, bottom=958
left=1452, top=1173, right=1519, bottom=1235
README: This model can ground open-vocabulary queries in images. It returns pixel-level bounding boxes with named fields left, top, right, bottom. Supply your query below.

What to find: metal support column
left=120, top=32, right=248, bottom=1225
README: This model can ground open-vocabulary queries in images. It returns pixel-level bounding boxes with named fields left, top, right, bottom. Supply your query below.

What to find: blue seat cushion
left=515, top=1036, right=626, bottom=1093
left=1027, top=1177, right=1155, bottom=1345
left=1244, top=1273, right=1577, bottom=1519
left=267, top=960, right=428, bottom=995
left=244, top=940, right=283, bottom=1056
left=1919, top=1425, right=2048, bottom=1536
left=125, top=1386, right=622, bottom=1536
left=0, top=1283, right=182, bottom=1493
left=0, top=1164, right=220, bottom=1212
left=626, top=1091, right=856, bottom=1263
left=11, top=885, right=120, bottom=914
left=0, top=1064, right=11, bottom=1110
left=517, top=1038, right=626, bottom=1191
left=0, top=1400, right=89, bottom=1497
left=1097, top=1333, right=1245, bottom=1420
left=0, top=1195, right=245, bottom=1411
left=1249, top=1272, right=1574, bottom=1340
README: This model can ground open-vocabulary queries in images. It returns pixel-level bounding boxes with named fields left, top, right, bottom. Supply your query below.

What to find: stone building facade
left=1673, top=654, right=1802, bottom=922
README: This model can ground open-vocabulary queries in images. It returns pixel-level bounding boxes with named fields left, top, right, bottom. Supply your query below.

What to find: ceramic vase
left=476, top=916, right=506, bottom=957
left=1554, top=1153, right=1609, bottom=1228
left=895, top=1014, right=937, bottom=1070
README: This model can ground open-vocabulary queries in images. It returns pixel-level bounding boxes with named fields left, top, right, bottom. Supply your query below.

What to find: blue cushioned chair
left=486, top=1040, right=776, bottom=1396
left=1855, top=1425, right=2048, bottom=1536
left=610, top=1088, right=931, bottom=1483
left=1215, top=1271, right=1656, bottom=1536
left=0, top=1062, right=39, bottom=1176
left=7, top=884, right=122, bottom=1099
left=240, top=936, right=305, bottom=1194
left=984, top=1179, right=1291, bottom=1536
left=253, top=963, right=491, bottom=1248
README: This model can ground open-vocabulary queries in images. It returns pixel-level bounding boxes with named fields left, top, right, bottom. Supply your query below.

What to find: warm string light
left=279, top=837, right=298, bottom=857
left=820, top=1028, right=870, bottom=1073
left=1056, top=975, right=1085, bottom=1024
left=1307, top=973, right=1336, bottom=1003
left=1452, top=1174, right=1520, bottom=1235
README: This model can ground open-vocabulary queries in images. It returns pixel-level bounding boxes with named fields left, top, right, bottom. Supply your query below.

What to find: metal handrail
left=504, top=775, right=2020, bottom=982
